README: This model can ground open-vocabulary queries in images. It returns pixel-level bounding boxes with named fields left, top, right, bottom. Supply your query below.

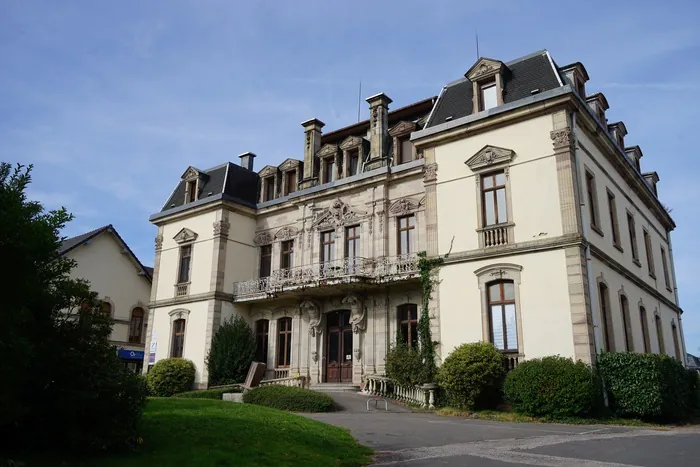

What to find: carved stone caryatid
left=343, top=294, right=366, bottom=333
left=155, top=235, right=163, bottom=251
left=423, top=163, right=438, bottom=183
left=550, top=127, right=574, bottom=151
left=275, top=226, right=299, bottom=241
left=213, top=220, right=230, bottom=237
left=389, top=197, right=420, bottom=216
left=253, top=231, right=273, bottom=245
left=300, top=300, right=322, bottom=337
left=312, top=198, right=366, bottom=229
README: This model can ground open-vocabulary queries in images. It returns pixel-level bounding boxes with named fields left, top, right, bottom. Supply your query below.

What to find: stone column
left=551, top=111, right=583, bottom=235
left=300, top=118, right=324, bottom=189
left=142, top=226, right=164, bottom=376
left=299, top=307, right=310, bottom=380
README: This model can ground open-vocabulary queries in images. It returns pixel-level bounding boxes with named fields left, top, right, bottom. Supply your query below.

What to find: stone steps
left=310, top=383, right=361, bottom=393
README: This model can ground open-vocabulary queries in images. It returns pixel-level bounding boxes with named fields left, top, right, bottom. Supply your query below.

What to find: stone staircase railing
left=259, top=375, right=307, bottom=388
left=363, top=374, right=437, bottom=409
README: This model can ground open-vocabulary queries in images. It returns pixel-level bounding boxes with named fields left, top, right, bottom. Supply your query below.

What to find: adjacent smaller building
left=60, top=225, right=153, bottom=373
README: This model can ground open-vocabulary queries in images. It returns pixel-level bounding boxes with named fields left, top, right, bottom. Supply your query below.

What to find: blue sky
left=2, top=0, right=699, bottom=353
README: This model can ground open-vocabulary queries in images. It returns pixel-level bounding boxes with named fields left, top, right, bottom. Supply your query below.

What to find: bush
left=147, top=358, right=196, bottom=397
left=386, top=339, right=424, bottom=387
left=597, top=352, right=694, bottom=421
left=243, top=386, right=335, bottom=412
left=504, top=356, right=599, bottom=418
left=206, top=315, right=256, bottom=386
left=175, top=385, right=243, bottom=400
left=437, top=342, right=505, bottom=410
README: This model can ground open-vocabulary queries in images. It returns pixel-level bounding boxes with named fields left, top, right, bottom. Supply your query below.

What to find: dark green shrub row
left=504, top=356, right=600, bottom=418
left=175, top=386, right=242, bottom=400
left=436, top=342, right=505, bottom=410
left=242, top=386, right=335, bottom=412
left=597, top=352, right=696, bottom=421
left=146, top=358, right=196, bottom=397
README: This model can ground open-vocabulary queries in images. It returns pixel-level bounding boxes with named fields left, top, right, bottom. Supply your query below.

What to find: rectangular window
left=607, top=190, right=620, bottom=247
left=320, top=230, right=336, bottom=264
left=259, top=245, right=272, bottom=278
left=186, top=180, right=197, bottom=203
left=480, top=82, right=498, bottom=111
left=178, top=245, right=192, bottom=284
left=488, top=281, right=518, bottom=351
left=129, top=307, right=145, bottom=344
left=481, top=171, right=507, bottom=226
left=643, top=229, right=655, bottom=277
left=398, top=304, right=418, bottom=349
left=398, top=137, right=413, bottom=164
left=397, top=215, right=415, bottom=255
left=655, top=315, right=665, bottom=354
left=284, top=170, right=296, bottom=196
left=661, top=247, right=671, bottom=289
left=171, top=319, right=185, bottom=358
left=672, top=324, right=681, bottom=360
left=277, top=317, right=292, bottom=367
left=640, top=307, right=650, bottom=353
left=264, top=177, right=275, bottom=201
left=255, top=319, right=269, bottom=363
left=348, top=150, right=359, bottom=176
left=345, top=225, right=360, bottom=274
left=280, top=240, right=294, bottom=270
left=324, top=159, right=335, bottom=183
left=627, top=212, right=639, bottom=262
left=585, top=171, right=600, bottom=230
left=599, top=282, right=614, bottom=351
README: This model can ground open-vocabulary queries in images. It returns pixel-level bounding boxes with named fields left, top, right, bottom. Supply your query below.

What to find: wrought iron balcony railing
left=232, top=254, right=418, bottom=299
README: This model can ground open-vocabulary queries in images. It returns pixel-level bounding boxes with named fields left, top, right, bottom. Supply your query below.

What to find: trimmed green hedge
left=597, top=352, right=694, bottom=421
left=175, top=386, right=243, bottom=400
left=146, top=358, right=196, bottom=397
left=437, top=342, right=505, bottom=410
left=242, top=386, right=335, bottom=412
left=504, top=356, right=600, bottom=418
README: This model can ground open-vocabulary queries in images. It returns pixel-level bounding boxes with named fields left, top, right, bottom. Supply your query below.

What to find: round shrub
left=242, top=386, right=335, bottom=412
left=504, top=356, right=599, bottom=418
left=146, top=358, right=196, bottom=397
left=437, top=342, right=505, bottom=410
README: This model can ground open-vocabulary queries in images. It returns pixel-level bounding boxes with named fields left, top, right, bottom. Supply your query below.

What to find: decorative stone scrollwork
left=550, top=128, right=574, bottom=151
left=311, top=351, right=318, bottom=363
left=300, top=300, right=322, bottom=337
left=389, top=198, right=420, bottom=216
left=275, top=226, right=299, bottom=241
left=343, top=294, right=366, bottom=334
left=213, top=220, right=230, bottom=237
left=465, top=145, right=515, bottom=171
left=423, top=163, right=438, bottom=182
left=377, top=211, right=384, bottom=233
left=173, top=227, right=198, bottom=244
left=253, top=231, right=273, bottom=245
left=312, top=198, right=366, bottom=229
left=154, top=235, right=163, bottom=251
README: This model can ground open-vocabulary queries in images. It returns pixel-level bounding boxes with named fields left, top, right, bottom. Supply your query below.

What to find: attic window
left=263, top=177, right=275, bottom=202
left=480, top=82, right=498, bottom=111
left=185, top=180, right=198, bottom=203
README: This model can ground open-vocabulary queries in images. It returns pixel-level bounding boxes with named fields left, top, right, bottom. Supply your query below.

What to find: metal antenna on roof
left=357, top=80, right=362, bottom=123
left=476, top=31, right=480, bottom=59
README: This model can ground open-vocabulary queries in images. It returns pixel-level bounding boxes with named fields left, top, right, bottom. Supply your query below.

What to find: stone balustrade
left=259, top=375, right=307, bottom=388
left=483, top=224, right=510, bottom=247
left=363, top=374, right=436, bottom=409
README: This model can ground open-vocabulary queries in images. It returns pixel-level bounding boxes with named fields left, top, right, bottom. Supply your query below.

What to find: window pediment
left=312, top=198, right=366, bottom=228
left=254, top=231, right=273, bottom=245
left=466, top=57, right=504, bottom=82
left=279, top=158, right=301, bottom=172
left=465, top=145, right=515, bottom=171
left=275, top=226, right=299, bottom=241
left=173, top=228, right=198, bottom=244
left=389, top=120, right=417, bottom=137
left=339, top=135, right=365, bottom=151
left=181, top=166, right=206, bottom=182
left=317, top=143, right=339, bottom=159
left=389, top=197, right=420, bottom=216
left=258, top=165, right=278, bottom=178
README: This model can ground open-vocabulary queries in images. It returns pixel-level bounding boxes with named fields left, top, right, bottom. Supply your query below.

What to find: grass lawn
left=32, top=398, right=373, bottom=467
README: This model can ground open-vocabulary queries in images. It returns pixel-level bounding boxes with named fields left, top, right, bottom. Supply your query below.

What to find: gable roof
left=425, top=50, right=562, bottom=128
left=59, top=224, right=153, bottom=282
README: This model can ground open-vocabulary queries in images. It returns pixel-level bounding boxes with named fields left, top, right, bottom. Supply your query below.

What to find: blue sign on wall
left=118, top=349, right=145, bottom=360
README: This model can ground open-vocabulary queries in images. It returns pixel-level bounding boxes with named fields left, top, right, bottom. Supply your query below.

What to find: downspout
left=666, top=232, right=687, bottom=364
left=570, top=111, right=603, bottom=359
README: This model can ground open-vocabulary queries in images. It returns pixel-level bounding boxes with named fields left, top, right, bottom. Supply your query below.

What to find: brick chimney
left=238, top=152, right=256, bottom=171
left=300, top=118, right=324, bottom=189
left=365, top=93, right=392, bottom=169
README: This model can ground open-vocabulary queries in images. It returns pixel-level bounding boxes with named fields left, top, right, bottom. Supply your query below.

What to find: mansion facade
left=144, top=50, right=686, bottom=388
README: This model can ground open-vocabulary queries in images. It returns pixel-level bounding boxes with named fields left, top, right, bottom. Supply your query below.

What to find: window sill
left=666, top=286, right=673, bottom=293
left=613, top=243, right=624, bottom=253
left=649, top=272, right=657, bottom=280
left=590, top=223, right=604, bottom=237
left=632, top=258, right=642, bottom=267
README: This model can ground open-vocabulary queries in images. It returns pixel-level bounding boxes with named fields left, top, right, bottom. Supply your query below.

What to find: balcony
left=481, top=223, right=512, bottom=248
left=232, top=254, right=418, bottom=301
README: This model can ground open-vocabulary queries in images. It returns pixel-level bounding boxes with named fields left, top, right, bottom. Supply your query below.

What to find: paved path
left=307, top=392, right=700, bottom=466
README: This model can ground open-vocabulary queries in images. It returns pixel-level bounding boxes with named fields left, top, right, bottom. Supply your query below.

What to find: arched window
left=655, top=314, right=665, bottom=355
left=276, top=317, right=292, bottom=368
left=598, top=283, right=614, bottom=351
left=100, top=301, right=112, bottom=316
left=620, top=295, right=633, bottom=352
left=255, top=319, right=269, bottom=363
left=487, top=281, right=518, bottom=352
left=640, top=306, right=650, bottom=353
left=397, top=304, right=418, bottom=349
left=171, top=319, right=186, bottom=358
left=129, top=307, right=145, bottom=343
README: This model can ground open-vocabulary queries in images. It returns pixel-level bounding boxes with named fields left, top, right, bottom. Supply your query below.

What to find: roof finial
left=476, top=30, right=480, bottom=60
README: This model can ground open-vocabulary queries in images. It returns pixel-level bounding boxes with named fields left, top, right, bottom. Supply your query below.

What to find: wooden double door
left=325, top=310, right=353, bottom=383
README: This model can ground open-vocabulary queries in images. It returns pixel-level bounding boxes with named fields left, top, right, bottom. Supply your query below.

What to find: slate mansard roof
left=425, top=50, right=562, bottom=128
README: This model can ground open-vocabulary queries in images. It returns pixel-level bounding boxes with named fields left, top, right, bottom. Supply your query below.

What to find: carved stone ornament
left=389, top=198, right=419, bottom=216
left=213, top=220, right=230, bottom=237
left=253, top=231, right=273, bottom=245
left=388, top=120, right=417, bottom=137
left=312, top=198, right=366, bottom=228
left=316, top=143, right=339, bottom=159
left=377, top=211, right=384, bottom=233
left=173, top=227, right=198, bottom=244
left=258, top=165, right=278, bottom=178
left=465, top=145, right=515, bottom=171
left=343, top=294, right=366, bottom=334
left=181, top=166, right=202, bottom=181
left=423, top=163, right=438, bottom=182
left=339, top=135, right=364, bottom=151
left=278, top=158, right=300, bottom=172
left=300, top=300, right=322, bottom=337
left=354, top=348, right=361, bottom=360
left=154, top=235, right=164, bottom=251
left=275, top=226, right=299, bottom=241
left=311, top=351, right=318, bottom=363
left=466, top=58, right=504, bottom=81
left=550, top=127, right=574, bottom=151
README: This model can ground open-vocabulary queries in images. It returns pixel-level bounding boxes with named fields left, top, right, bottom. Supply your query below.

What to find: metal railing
left=232, top=254, right=418, bottom=298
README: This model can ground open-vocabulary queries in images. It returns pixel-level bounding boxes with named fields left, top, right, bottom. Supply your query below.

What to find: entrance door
left=326, top=310, right=353, bottom=383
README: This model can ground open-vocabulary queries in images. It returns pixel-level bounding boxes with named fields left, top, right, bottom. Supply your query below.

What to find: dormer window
left=479, top=81, right=498, bottom=111
left=185, top=179, right=198, bottom=203
left=560, top=62, right=589, bottom=99
left=263, top=177, right=275, bottom=201
left=465, top=57, right=505, bottom=114
left=323, top=158, right=336, bottom=183
left=180, top=166, right=206, bottom=205
left=316, top=143, right=340, bottom=184
left=284, top=170, right=297, bottom=196
left=348, top=149, right=359, bottom=176
left=388, top=120, right=418, bottom=166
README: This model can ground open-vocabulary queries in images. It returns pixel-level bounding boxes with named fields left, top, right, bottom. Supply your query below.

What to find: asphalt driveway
left=306, top=392, right=700, bottom=466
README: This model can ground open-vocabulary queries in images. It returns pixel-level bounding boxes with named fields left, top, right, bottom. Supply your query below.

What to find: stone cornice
left=149, top=291, right=234, bottom=309
left=442, top=234, right=584, bottom=265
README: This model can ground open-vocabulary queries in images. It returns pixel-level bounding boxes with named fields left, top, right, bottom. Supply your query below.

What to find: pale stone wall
left=66, top=231, right=151, bottom=349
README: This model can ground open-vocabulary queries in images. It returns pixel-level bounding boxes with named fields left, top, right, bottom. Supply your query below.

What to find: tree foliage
left=0, top=163, right=146, bottom=456
left=205, top=315, right=256, bottom=386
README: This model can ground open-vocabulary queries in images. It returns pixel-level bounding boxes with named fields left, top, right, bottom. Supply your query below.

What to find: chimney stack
left=300, top=118, right=325, bottom=189
left=365, top=93, right=392, bottom=168
left=239, top=152, right=256, bottom=171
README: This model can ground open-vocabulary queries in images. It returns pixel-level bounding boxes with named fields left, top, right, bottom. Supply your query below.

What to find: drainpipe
left=570, top=111, right=603, bottom=359
left=666, top=232, right=687, bottom=364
